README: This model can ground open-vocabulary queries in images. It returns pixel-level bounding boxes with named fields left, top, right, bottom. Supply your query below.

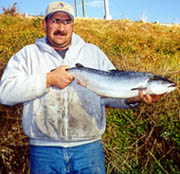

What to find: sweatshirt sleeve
left=96, top=48, right=139, bottom=109
left=0, top=49, right=48, bottom=106
left=101, top=97, right=139, bottom=109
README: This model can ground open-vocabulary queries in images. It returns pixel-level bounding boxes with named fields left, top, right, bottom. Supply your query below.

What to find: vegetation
left=2, top=2, right=18, bottom=16
left=0, top=15, right=180, bottom=174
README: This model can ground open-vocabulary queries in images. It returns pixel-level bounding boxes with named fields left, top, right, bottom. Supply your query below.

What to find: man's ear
left=43, top=19, right=47, bottom=32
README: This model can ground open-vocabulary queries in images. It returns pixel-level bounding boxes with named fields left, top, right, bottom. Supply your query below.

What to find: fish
left=67, top=63, right=176, bottom=98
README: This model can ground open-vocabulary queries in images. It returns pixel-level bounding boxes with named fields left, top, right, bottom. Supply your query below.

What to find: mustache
left=54, top=30, right=67, bottom=36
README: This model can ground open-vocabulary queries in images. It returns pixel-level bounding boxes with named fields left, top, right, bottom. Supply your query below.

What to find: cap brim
left=45, top=11, right=74, bottom=20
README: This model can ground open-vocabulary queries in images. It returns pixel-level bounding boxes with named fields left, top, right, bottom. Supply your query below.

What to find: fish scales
left=67, top=64, right=176, bottom=98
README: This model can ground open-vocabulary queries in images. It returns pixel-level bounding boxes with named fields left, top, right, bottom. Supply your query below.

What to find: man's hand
left=46, top=65, right=74, bottom=89
left=138, top=90, right=168, bottom=104
left=126, top=90, right=167, bottom=105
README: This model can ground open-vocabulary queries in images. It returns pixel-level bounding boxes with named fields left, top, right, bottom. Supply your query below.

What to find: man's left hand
left=126, top=90, right=167, bottom=105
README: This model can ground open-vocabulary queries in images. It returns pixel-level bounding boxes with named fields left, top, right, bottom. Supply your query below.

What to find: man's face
left=44, top=12, right=74, bottom=50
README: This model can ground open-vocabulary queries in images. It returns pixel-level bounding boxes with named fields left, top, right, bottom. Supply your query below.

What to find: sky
left=0, top=0, right=179, bottom=24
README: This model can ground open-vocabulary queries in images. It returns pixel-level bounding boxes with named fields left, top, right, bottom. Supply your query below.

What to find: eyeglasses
left=51, top=18, right=73, bottom=25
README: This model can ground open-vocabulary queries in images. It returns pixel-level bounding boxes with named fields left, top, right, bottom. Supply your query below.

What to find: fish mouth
left=168, top=84, right=176, bottom=88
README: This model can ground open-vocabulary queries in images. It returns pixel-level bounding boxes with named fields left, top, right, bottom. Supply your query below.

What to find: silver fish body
left=67, top=64, right=176, bottom=98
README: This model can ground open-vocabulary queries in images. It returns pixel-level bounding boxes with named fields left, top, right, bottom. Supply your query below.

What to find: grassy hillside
left=0, top=15, right=180, bottom=174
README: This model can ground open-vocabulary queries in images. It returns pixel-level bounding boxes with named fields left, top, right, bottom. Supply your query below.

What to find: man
left=0, top=1, right=162, bottom=174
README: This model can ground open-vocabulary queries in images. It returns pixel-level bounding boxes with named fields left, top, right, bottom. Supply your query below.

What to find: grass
left=0, top=15, right=180, bottom=174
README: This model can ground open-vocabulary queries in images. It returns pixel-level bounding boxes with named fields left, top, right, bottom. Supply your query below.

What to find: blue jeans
left=30, top=140, right=106, bottom=174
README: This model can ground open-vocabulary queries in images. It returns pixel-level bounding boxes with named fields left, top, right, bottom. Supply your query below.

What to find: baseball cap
left=45, top=1, right=74, bottom=20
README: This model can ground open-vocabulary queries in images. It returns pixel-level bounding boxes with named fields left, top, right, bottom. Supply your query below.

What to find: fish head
left=148, top=76, right=176, bottom=95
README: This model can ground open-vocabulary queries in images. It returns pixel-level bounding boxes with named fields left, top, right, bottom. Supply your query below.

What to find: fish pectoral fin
left=77, top=80, right=87, bottom=87
left=131, top=87, right=147, bottom=91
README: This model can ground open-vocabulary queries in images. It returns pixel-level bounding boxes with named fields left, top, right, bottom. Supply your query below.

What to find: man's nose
left=58, top=23, right=65, bottom=31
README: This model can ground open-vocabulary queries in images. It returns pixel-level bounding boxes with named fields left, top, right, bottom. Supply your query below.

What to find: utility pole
left=82, top=0, right=86, bottom=18
left=74, top=0, right=78, bottom=17
left=104, top=0, right=112, bottom=20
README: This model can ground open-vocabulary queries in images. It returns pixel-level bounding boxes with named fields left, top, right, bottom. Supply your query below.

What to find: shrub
left=0, top=16, right=179, bottom=174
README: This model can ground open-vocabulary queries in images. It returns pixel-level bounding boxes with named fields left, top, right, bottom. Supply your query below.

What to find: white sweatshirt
left=0, top=33, right=130, bottom=147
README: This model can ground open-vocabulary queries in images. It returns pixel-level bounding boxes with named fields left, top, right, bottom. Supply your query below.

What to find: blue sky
left=0, top=0, right=179, bottom=23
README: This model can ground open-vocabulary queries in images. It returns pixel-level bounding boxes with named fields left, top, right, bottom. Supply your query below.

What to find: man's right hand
left=46, top=65, right=74, bottom=89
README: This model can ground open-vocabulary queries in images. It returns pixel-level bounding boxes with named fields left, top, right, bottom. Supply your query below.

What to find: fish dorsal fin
left=75, top=63, right=84, bottom=68
left=109, top=69, right=125, bottom=73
